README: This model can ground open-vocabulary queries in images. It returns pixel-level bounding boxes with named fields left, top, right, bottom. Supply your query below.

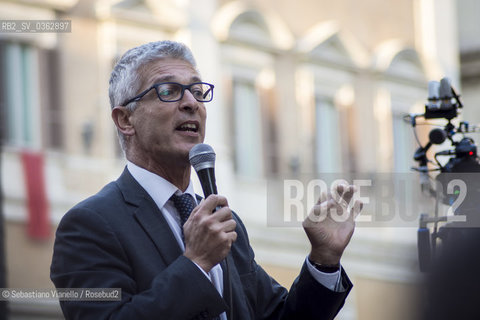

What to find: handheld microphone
left=189, top=143, right=217, bottom=198
left=189, top=143, right=233, bottom=320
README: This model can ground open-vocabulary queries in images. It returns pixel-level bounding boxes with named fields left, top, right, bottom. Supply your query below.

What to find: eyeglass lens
left=156, top=83, right=213, bottom=102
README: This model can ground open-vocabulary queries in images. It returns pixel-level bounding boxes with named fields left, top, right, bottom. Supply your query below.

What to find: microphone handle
left=197, top=168, right=218, bottom=198
left=195, top=167, right=233, bottom=319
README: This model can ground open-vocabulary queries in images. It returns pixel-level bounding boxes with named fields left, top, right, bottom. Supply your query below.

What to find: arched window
left=222, top=10, right=279, bottom=179
left=299, top=28, right=360, bottom=173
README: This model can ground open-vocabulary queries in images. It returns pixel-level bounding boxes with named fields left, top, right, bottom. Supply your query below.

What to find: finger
left=333, top=184, right=356, bottom=207
left=206, top=194, right=229, bottom=207
left=328, top=200, right=350, bottom=222
left=342, top=185, right=357, bottom=206
left=306, top=199, right=336, bottom=224
left=317, top=191, right=328, bottom=205
left=199, top=194, right=229, bottom=214
left=220, top=219, right=237, bottom=233
left=232, top=231, right=238, bottom=243
left=211, top=204, right=233, bottom=220
left=350, top=199, right=364, bottom=220
left=323, top=191, right=342, bottom=210
left=330, top=183, right=346, bottom=203
left=227, top=230, right=237, bottom=243
left=336, top=183, right=346, bottom=194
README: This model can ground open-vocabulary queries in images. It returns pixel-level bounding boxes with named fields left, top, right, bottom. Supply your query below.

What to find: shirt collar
left=126, top=161, right=197, bottom=209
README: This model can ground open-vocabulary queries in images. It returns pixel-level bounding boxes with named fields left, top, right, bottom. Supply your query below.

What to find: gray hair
left=108, top=40, right=197, bottom=151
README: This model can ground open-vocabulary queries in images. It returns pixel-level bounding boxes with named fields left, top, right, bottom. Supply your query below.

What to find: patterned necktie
left=170, top=193, right=196, bottom=238
left=171, top=193, right=222, bottom=320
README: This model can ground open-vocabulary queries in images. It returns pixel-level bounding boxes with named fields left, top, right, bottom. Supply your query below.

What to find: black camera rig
left=404, top=77, right=480, bottom=272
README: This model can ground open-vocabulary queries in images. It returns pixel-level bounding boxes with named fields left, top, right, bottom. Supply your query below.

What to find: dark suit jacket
left=51, top=168, right=352, bottom=320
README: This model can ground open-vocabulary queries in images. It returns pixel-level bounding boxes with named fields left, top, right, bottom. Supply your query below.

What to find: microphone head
left=189, top=143, right=216, bottom=172
left=428, top=81, right=440, bottom=100
left=439, top=77, right=452, bottom=99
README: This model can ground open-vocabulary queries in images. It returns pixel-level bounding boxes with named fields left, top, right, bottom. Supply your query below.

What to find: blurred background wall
left=0, top=0, right=479, bottom=319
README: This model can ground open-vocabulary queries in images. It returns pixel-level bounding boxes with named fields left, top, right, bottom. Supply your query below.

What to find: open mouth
left=176, top=122, right=199, bottom=133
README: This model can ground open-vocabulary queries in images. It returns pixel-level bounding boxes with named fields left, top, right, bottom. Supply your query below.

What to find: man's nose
left=179, top=89, right=200, bottom=112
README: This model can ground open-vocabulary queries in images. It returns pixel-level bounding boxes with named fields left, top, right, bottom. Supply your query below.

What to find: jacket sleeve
left=50, top=207, right=227, bottom=320
left=229, top=213, right=352, bottom=320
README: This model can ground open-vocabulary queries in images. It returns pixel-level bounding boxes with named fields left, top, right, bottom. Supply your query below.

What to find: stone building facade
left=0, top=0, right=464, bottom=319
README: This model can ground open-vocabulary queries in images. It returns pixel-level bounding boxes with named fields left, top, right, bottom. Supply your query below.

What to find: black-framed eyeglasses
left=121, top=82, right=214, bottom=106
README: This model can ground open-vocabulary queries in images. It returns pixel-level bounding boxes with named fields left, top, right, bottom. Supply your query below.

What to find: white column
left=182, top=0, right=235, bottom=197
left=183, top=0, right=226, bottom=150
left=414, top=0, right=460, bottom=84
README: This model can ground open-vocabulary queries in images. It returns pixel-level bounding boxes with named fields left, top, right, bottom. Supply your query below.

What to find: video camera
left=405, top=77, right=480, bottom=272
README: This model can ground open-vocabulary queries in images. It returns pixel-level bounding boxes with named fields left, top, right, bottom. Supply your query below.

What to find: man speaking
left=51, top=40, right=362, bottom=320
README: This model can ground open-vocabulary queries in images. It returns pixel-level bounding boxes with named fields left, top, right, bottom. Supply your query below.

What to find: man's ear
left=111, top=106, right=135, bottom=136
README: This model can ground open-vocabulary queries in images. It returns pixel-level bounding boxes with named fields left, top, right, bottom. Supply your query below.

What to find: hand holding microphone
left=183, top=194, right=237, bottom=273
left=182, top=144, right=237, bottom=273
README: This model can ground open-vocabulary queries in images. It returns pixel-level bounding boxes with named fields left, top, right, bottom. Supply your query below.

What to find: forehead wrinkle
left=138, top=58, right=202, bottom=90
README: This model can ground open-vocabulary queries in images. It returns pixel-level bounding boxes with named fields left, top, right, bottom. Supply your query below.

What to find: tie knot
left=170, top=193, right=196, bottom=227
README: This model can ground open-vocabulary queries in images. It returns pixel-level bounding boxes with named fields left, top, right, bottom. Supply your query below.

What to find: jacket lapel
left=220, top=256, right=233, bottom=319
left=117, top=168, right=248, bottom=318
left=221, top=252, right=251, bottom=320
left=116, top=167, right=183, bottom=266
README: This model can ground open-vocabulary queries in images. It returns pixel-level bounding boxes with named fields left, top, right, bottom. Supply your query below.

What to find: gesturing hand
left=183, top=195, right=237, bottom=273
left=302, top=184, right=363, bottom=266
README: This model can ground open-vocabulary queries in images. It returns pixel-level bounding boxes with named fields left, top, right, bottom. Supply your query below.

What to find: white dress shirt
left=127, top=161, right=343, bottom=319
